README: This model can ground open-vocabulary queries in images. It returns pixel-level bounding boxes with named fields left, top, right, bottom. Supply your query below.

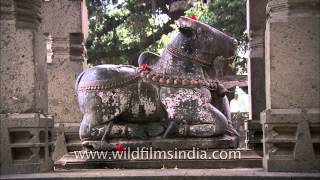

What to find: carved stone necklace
left=166, top=43, right=212, bottom=66
left=78, top=65, right=218, bottom=92
left=139, top=65, right=217, bottom=90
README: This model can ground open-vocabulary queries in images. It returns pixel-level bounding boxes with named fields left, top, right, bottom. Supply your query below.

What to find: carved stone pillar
left=246, top=0, right=267, bottom=153
left=262, top=0, right=320, bottom=172
left=40, top=0, right=88, bottom=158
left=0, top=0, right=54, bottom=174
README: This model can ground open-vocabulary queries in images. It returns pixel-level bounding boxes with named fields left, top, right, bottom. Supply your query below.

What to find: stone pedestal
left=0, top=114, right=54, bottom=174
left=261, top=109, right=320, bottom=172
left=0, top=0, right=54, bottom=174
left=262, top=0, right=320, bottom=172
left=82, top=135, right=238, bottom=151
left=55, top=149, right=262, bottom=170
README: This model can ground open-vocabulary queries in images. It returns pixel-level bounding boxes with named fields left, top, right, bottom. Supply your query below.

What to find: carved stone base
left=55, top=149, right=261, bottom=169
left=261, top=109, right=320, bottom=172
left=0, top=113, right=54, bottom=174
left=82, top=134, right=238, bottom=151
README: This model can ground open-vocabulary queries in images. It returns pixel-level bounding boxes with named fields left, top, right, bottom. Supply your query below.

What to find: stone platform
left=55, top=149, right=261, bottom=169
left=82, top=135, right=238, bottom=150
left=1, top=169, right=320, bottom=180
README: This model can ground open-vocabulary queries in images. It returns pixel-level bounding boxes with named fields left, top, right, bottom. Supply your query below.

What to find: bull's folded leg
left=145, top=122, right=165, bottom=137
left=163, top=123, right=224, bottom=138
left=87, top=123, right=155, bottom=140
left=179, top=124, right=216, bottom=137
left=163, top=103, right=229, bottom=138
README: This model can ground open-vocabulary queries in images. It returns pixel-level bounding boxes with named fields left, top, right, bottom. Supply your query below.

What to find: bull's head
left=139, top=17, right=237, bottom=71
left=171, top=16, right=237, bottom=66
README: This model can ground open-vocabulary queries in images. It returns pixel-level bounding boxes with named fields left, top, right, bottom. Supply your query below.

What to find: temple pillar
left=246, top=0, right=267, bottom=154
left=261, top=0, right=320, bottom=172
left=0, top=0, right=53, bottom=174
left=40, top=0, right=88, bottom=158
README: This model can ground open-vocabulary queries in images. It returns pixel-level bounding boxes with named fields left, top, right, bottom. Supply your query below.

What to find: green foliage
left=86, top=0, right=178, bottom=65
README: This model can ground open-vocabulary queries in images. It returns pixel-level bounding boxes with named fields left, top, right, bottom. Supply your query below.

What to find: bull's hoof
left=145, top=122, right=165, bottom=137
left=127, top=124, right=148, bottom=139
left=163, top=121, right=180, bottom=138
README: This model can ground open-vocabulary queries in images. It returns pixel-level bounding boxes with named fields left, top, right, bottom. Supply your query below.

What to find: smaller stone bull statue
left=76, top=17, right=238, bottom=150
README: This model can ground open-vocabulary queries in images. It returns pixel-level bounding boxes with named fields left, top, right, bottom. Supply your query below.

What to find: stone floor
left=1, top=169, right=320, bottom=180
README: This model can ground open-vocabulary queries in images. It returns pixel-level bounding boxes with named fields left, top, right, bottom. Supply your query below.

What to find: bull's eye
left=179, top=27, right=194, bottom=38
left=197, top=27, right=202, bottom=34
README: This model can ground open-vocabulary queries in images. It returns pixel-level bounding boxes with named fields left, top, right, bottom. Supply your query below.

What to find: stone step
left=1, top=168, right=320, bottom=180
left=55, top=149, right=262, bottom=169
left=81, top=135, right=238, bottom=151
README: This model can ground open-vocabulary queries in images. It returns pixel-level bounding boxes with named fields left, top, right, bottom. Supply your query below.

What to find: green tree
left=87, top=0, right=247, bottom=73
left=86, top=0, right=192, bottom=65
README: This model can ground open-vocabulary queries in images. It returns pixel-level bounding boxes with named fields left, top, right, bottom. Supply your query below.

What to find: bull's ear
left=138, top=51, right=160, bottom=66
left=179, top=27, right=194, bottom=38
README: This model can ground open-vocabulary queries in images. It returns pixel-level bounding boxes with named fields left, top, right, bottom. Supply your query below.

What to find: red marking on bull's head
left=190, top=15, right=197, bottom=20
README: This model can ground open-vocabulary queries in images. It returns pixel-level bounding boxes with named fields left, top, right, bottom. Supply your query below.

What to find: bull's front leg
left=163, top=103, right=228, bottom=137
left=176, top=104, right=228, bottom=137
left=160, top=87, right=229, bottom=138
left=211, top=83, right=239, bottom=137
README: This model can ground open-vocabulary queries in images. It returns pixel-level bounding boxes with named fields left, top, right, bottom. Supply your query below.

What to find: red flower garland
left=140, top=64, right=151, bottom=71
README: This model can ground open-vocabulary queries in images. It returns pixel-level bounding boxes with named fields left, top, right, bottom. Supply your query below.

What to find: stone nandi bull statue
left=76, top=17, right=239, bottom=150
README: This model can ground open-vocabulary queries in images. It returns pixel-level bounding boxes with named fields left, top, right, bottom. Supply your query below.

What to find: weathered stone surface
left=246, top=0, right=267, bottom=155
left=0, top=0, right=47, bottom=114
left=62, top=123, right=82, bottom=152
left=4, top=168, right=320, bottom=180
left=55, top=149, right=261, bottom=170
left=0, top=0, right=54, bottom=174
left=40, top=0, right=88, bottom=123
left=52, top=124, right=68, bottom=161
left=82, top=135, right=238, bottom=151
left=36, top=0, right=89, bottom=163
left=265, top=0, right=320, bottom=109
left=75, top=18, right=239, bottom=151
left=261, top=109, right=320, bottom=172
left=246, top=0, right=267, bottom=120
left=231, top=113, right=249, bottom=149
left=0, top=113, right=54, bottom=174
left=262, top=0, right=320, bottom=172
left=247, top=120, right=263, bottom=156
